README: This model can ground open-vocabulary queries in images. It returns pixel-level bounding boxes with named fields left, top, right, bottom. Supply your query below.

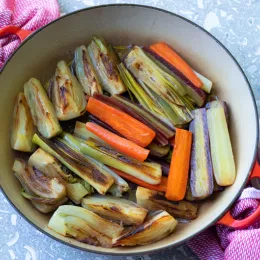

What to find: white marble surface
left=1, top=0, right=260, bottom=259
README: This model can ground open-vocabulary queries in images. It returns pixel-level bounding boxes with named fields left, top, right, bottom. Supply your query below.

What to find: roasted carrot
left=150, top=42, right=203, bottom=89
left=86, top=97, right=156, bottom=147
left=110, top=167, right=168, bottom=192
left=166, top=128, right=192, bottom=201
left=86, top=122, right=150, bottom=162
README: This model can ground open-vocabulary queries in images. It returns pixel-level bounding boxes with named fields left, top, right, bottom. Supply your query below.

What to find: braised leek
left=74, top=121, right=104, bottom=144
left=29, top=148, right=90, bottom=204
left=74, top=45, right=102, bottom=95
left=87, top=37, right=126, bottom=95
left=32, top=134, right=114, bottom=194
left=78, top=136, right=162, bottom=185
left=124, top=46, right=193, bottom=126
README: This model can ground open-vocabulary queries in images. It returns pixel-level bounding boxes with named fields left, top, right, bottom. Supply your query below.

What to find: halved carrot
left=86, top=122, right=149, bottom=162
left=86, top=97, right=156, bottom=147
left=110, top=167, right=168, bottom=192
left=150, top=42, right=203, bottom=89
left=166, top=128, right=192, bottom=201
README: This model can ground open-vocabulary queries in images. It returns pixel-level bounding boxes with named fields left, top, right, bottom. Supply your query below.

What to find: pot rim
left=0, top=3, right=258, bottom=256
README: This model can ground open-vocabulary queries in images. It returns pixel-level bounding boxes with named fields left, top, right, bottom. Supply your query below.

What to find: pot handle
left=0, top=26, right=33, bottom=41
left=217, top=160, right=260, bottom=229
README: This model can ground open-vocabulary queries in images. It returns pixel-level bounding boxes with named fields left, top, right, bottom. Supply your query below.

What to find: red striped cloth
left=188, top=187, right=260, bottom=260
left=0, top=0, right=60, bottom=68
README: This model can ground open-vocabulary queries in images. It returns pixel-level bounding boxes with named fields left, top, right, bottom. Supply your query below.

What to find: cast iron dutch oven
left=0, top=4, right=259, bottom=256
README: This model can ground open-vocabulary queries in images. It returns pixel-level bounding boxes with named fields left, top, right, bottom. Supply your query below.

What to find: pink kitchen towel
left=0, top=0, right=60, bottom=68
left=188, top=187, right=260, bottom=260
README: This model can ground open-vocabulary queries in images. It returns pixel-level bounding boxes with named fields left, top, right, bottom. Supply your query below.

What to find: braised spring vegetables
left=10, top=35, right=235, bottom=248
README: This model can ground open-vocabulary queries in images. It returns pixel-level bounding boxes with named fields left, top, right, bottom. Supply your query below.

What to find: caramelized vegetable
left=49, top=205, right=124, bottom=239
left=87, top=36, right=126, bottom=95
left=50, top=214, right=112, bottom=247
left=124, top=46, right=194, bottom=126
left=79, top=136, right=162, bottom=185
left=136, top=186, right=198, bottom=219
left=74, top=45, right=102, bottom=95
left=113, top=210, right=177, bottom=246
left=59, top=133, right=130, bottom=197
left=24, top=78, right=62, bottom=138
left=52, top=60, right=86, bottom=120
left=81, top=195, right=148, bottom=225
left=13, top=159, right=66, bottom=201
left=11, top=93, right=35, bottom=152
left=143, top=47, right=206, bottom=107
left=29, top=148, right=91, bottom=204
left=32, top=134, right=115, bottom=195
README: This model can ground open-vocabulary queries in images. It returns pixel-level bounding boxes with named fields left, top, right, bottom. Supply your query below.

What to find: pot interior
left=0, top=5, right=258, bottom=255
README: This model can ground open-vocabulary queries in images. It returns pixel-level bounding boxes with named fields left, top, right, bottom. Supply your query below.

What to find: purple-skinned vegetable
left=189, top=108, right=214, bottom=199
left=143, top=47, right=206, bottom=107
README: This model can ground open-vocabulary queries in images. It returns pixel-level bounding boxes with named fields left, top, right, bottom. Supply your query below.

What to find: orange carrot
left=150, top=42, right=203, bottom=89
left=110, top=167, right=168, bottom=192
left=166, top=128, right=192, bottom=201
left=86, top=122, right=149, bottom=162
left=86, top=97, right=156, bottom=147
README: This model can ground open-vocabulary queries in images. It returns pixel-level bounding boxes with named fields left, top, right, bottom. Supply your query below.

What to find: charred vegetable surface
left=113, top=210, right=177, bottom=246
left=48, top=205, right=124, bottom=247
left=24, top=78, right=62, bottom=138
left=74, top=45, right=102, bottom=95
left=136, top=186, right=198, bottom=220
left=13, top=159, right=67, bottom=212
left=82, top=195, right=148, bottom=225
left=29, top=148, right=91, bottom=204
left=87, top=36, right=126, bottom=95
left=10, top=35, right=237, bottom=249
left=52, top=60, right=86, bottom=121
left=80, top=137, right=162, bottom=185
left=32, top=134, right=115, bottom=195
left=11, top=93, right=35, bottom=152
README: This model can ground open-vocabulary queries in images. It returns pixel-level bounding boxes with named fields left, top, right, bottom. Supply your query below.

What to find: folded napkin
left=0, top=0, right=60, bottom=68
left=188, top=187, right=260, bottom=260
